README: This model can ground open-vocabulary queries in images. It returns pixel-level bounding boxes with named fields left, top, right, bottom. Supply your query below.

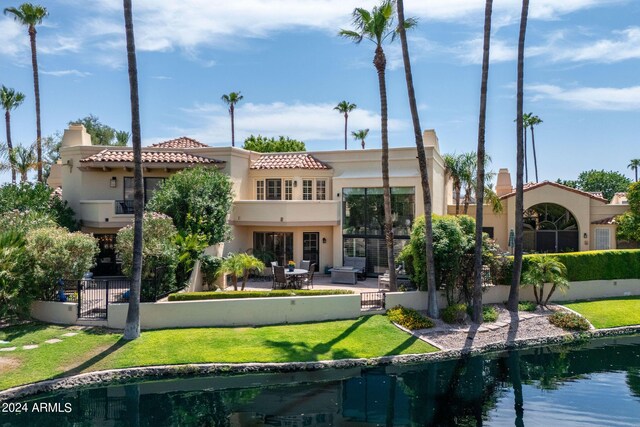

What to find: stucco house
left=48, top=124, right=629, bottom=278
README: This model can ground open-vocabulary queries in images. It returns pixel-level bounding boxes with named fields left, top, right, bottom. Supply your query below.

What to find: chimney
left=496, top=168, right=513, bottom=196
left=61, top=124, right=92, bottom=148
left=422, top=129, right=440, bottom=152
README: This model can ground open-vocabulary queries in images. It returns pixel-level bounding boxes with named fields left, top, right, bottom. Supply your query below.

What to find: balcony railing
left=114, top=200, right=135, bottom=215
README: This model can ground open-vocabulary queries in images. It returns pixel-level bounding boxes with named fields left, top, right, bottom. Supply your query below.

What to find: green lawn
left=0, top=315, right=437, bottom=391
left=564, top=296, right=640, bottom=329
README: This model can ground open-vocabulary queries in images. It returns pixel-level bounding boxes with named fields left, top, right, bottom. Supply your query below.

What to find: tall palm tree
left=221, top=92, right=243, bottom=147
left=334, top=101, right=357, bottom=150
left=628, top=158, right=640, bottom=182
left=340, top=0, right=413, bottom=291
left=444, top=153, right=464, bottom=214
left=351, top=128, right=369, bottom=149
left=460, top=152, right=494, bottom=215
left=4, top=3, right=48, bottom=183
left=122, top=0, right=144, bottom=340
left=396, top=0, right=438, bottom=317
left=115, top=130, right=130, bottom=146
left=0, top=86, right=26, bottom=184
left=527, top=113, right=542, bottom=183
left=507, top=0, right=530, bottom=312
left=0, top=144, right=37, bottom=182
left=472, top=0, right=493, bottom=324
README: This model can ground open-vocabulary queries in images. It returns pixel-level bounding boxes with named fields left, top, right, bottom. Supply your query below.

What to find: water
left=3, top=335, right=640, bottom=426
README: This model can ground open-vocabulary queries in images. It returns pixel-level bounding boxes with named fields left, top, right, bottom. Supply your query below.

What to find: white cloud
left=41, top=69, right=91, bottom=77
left=169, top=101, right=406, bottom=145
left=455, top=37, right=518, bottom=64
left=529, top=84, right=640, bottom=111
left=538, top=27, right=640, bottom=63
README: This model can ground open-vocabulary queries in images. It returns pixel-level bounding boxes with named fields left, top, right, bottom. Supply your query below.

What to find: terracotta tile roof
left=499, top=181, right=608, bottom=203
left=591, top=216, right=618, bottom=225
left=79, top=149, right=223, bottom=164
left=150, top=136, right=209, bottom=149
left=587, top=191, right=604, bottom=199
left=250, top=153, right=331, bottom=170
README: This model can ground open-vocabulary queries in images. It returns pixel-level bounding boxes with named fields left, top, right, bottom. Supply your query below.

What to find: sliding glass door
left=253, top=232, right=294, bottom=267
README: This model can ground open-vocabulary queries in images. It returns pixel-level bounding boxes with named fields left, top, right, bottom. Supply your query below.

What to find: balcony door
left=253, top=232, right=293, bottom=267
left=303, top=232, right=320, bottom=271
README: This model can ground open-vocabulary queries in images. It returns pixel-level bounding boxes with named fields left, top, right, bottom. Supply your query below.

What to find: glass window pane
left=303, top=180, right=313, bottom=200
left=316, top=180, right=326, bottom=200
left=123, top=177, right=134, bottom=200
left=266, top=179, right=281, bottom=200
left=343, top=189, right=366, bottom=235
left=256, top=180, right=265, bottom=200
left=144, top=178, right=164, bottom=203
left=284, top=180, right=293, bottom=200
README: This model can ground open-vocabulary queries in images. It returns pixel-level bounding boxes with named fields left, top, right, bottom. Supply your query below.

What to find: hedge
left=168, top=289, right=354, bottom=301
left=495, top=250, right=640, bottom=284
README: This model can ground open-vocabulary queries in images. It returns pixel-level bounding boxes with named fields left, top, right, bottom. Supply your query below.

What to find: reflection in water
left=3, top=335, right=640, bottom=426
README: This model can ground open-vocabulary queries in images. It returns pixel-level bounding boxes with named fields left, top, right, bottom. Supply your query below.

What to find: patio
left=242, top=274, right=382, bottom=294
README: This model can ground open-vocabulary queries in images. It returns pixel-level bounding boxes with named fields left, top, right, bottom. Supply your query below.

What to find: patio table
left=285, top=269, right=308, bottom=289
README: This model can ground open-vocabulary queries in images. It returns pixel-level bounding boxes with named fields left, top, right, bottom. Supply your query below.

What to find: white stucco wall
left=30, top=301, right=78, bottom=325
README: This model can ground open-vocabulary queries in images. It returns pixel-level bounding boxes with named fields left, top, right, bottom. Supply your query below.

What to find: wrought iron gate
left=72, top=279, right=131, bottom=319
left=361, top=291, right=386, bottom=310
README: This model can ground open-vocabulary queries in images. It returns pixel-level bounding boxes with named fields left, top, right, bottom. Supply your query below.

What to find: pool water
left=2, top=335, right=640, bottom=426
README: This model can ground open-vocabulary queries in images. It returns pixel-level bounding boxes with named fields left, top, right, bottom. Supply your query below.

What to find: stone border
left=2, top=324, right=640, bottom=402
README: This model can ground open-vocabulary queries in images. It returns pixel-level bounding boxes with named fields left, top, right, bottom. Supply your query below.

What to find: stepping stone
left=494, top=321, right=509, bottom=328
left=23, top=345, right=38, bottom=350
left=45, top=339, right=62, bottom=344
left=485, top=324, right=501, bottom=331
left=0, top=347, right=16, bottom=352
left=0, top=340, right=9, bottom=345
left=477, top=326, right=490, bottom=333
left=61, top=332, right=78, bottom=337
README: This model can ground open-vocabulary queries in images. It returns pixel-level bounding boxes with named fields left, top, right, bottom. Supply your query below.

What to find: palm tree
left=340, top=0, right=413, bottom=291
left=444, top=153, right=464, bottom=214
left=396, top=0, right=438, bottom=317
left=0, top=86, right=26, bottom=184
left=507, top=0, right=530, bottom=312
left=4, top=3, right=48, bottom=182
left=351, top=128, right=369, bottom=149
left=521, top=255, right=569, bottom=306
left=221, top=92, right=243, bottom=147
left=628, top=159, right=640, bottom=182
left=527, top=113, right=542, bottom=183
left=218, top=253, right=265, bottom=291
left=0, top=144, right=37, bottom=182
left=115, top=130, right=130, bottom=146
left=334, top=101, right=357, bottom=150
left=472, top=0, right=494, bottom=324
left=122, top=0, right=144, bottom=341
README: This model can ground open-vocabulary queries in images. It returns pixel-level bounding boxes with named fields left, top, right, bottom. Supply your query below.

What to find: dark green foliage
left=494, top=250, right=640, bottom=284
left=174, top=232, right=208, bottom=286
left=168, top=289, right=354, bottom=301
left=0, top=182, right=77, bottom=230
left=0, top=232, right=34, bottom=318
left=559, top=169, right=631, bottom=202
left=69, top=114, right=129, bottom=146
left=518, top=301, right=537, bottom=312
left=387, top=305, right=435, bottom=330
left=616, top=182, right=640, bottom=243
left=466, top=305, right=498, bottom=322
left=200, top=254, right=223, bottom=289
left=548, top=311, right=590, bottom=331
left=146, top=167, right=234, bottom=246
left=243, top=134, right=306, bottom=152
left=442, top=303, right=467, bottom=324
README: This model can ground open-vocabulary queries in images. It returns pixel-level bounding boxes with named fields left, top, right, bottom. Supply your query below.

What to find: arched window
left=523, top=203, right=579, bottom=253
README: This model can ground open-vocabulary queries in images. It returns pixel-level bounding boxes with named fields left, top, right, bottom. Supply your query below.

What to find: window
left=482, top=227, right=495, bottom=239
left=284, top=180, right=293, bottom=200
left=266, top=179, right=282, bottom=200
left=124, top=177, right=134, bottom=200
left=303, top=179, right=313, bottom=200
left=595, top=228, right=610, bottom=250
left=316, top=179, right=326, bottom=200
left=253, top=232, right=293, bottom=267
left=256, top=180, right=265, bottom=200
left=123, top=177, right=165, bottom=203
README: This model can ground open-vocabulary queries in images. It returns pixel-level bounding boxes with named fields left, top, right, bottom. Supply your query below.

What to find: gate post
left=105, top=280, right=110, bottom=319
left=77, top=280, right=81, bottom=318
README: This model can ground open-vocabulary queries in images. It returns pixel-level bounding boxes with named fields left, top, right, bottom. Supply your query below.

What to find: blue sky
left=1, top=0, right=639, bottom=184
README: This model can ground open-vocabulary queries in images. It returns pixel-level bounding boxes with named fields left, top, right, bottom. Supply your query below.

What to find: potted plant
left=287, top=260, right=296, bottom=272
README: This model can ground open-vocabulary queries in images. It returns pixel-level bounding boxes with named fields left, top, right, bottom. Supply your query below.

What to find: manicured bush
left=548, top=311, right=590, bottom=331
left=387, top=305, right=434, bottom=330
left=0, top=182, right=77, bottom=230
left=0, top=232, right=35, bottom=318
left=518, top=301, right=537, bottom=312
left=466, top=304, right=499, bottom=322
left=200, top=254, right=223, bottom=290
left=442, top=303, right=467, bottom=324
left=167, top=289, right=354, bottom=301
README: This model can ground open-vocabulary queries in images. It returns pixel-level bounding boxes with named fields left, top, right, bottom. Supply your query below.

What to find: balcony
left=79, top=200, right=134, bottom=229
left=231, top=200, right=340, bottom=226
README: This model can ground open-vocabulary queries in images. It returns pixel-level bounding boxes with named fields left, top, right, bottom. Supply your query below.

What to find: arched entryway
left=523, top=203, right=579, bottom=253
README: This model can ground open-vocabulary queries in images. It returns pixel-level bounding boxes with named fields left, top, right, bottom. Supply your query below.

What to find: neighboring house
left=49, top=125, right=629, bottom=277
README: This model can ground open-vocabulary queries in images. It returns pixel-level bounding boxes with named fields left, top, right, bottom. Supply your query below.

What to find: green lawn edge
left=563, top=296, right=640, bottom=329
left=0, top=315, right=437, bottom=391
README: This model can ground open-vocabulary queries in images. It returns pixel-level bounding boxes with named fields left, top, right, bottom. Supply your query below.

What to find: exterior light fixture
left=322, top=237, right=327, bottom=244
left=293, top=180, right=298, bottom=187
left=110, top=177, right=117, bottom=188
left=583, top=233, right=588, bottom=239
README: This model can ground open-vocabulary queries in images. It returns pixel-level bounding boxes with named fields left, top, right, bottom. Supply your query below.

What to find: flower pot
left=288, top=266, right=295, bottom=272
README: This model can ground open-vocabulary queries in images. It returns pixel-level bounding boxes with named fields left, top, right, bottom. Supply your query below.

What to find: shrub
left=0, top=232, right=35, bottom=318
left=168, top=289, right=354, bottom=301
left=146, top=167, right=234, bottom=245
left=26, top=226, right=98, bottom=300
left=0, top=182, right=77, bottom=230
left=548, top=311, right=590, bottom=331
left=218, top=253, right=265, bottom=291
left=200, top=254, right=223, bottom=290
left=518, top=301, right=537, bottom=312
left=0, top=209, right=56, bottom=235
left=521, top=255, right=569, bottom=306
left=387, top=305, right=435, bottom=330
left=174, top=232, right=209, bottom=286
left=482, top=305, right=498, bottom=322
left=442, top=303, right=467, bottom=324
left=117, top=212, right=179, bottom=301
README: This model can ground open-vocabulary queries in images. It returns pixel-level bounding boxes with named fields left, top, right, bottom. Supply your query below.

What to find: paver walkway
left=0, top=329, right=86, bottom=353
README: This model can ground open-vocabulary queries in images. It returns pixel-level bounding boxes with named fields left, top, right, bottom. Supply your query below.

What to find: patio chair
left=299, top=260, right=311, bottom=271
left=300, top=263, right=316, bottom=289
left=272, top=266, right=288, bottom=290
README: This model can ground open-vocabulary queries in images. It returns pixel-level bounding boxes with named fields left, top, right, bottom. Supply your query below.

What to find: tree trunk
left=123, top=0, right=144, bottom=340
left=539, top=283, right=544, bottom=306
left=507, top=0, right=530, bottom=312
left=543, top=283, right=556, bottom=306
left=397, top=0, right=438, bottom=317
left=508, top=351, right=525, bottom=427
left=472, top=0, right=493, bottom=324
left=532, top=285, right=539, bottom=305
left=344, top=112, right=348, bottom=150
left=241, top=270, right=249, bottom=291
left=28, top=26, right=43, bottom=182
left=374, top=45, right=396, bottom=291
left=455, top=182, right=461, bottom=215
left=463, top=184, right=472, bottom=215
left=531, top=126, right=539, bottom=183
left=5, top=110, right=16, bottom=184
left=361, top=138, right=365, bottom=149
left=523, top=124, right=528, bottom=183
left=232, top=274, right=238, bottom=291
left=230, top=104, right=235, bottom=147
